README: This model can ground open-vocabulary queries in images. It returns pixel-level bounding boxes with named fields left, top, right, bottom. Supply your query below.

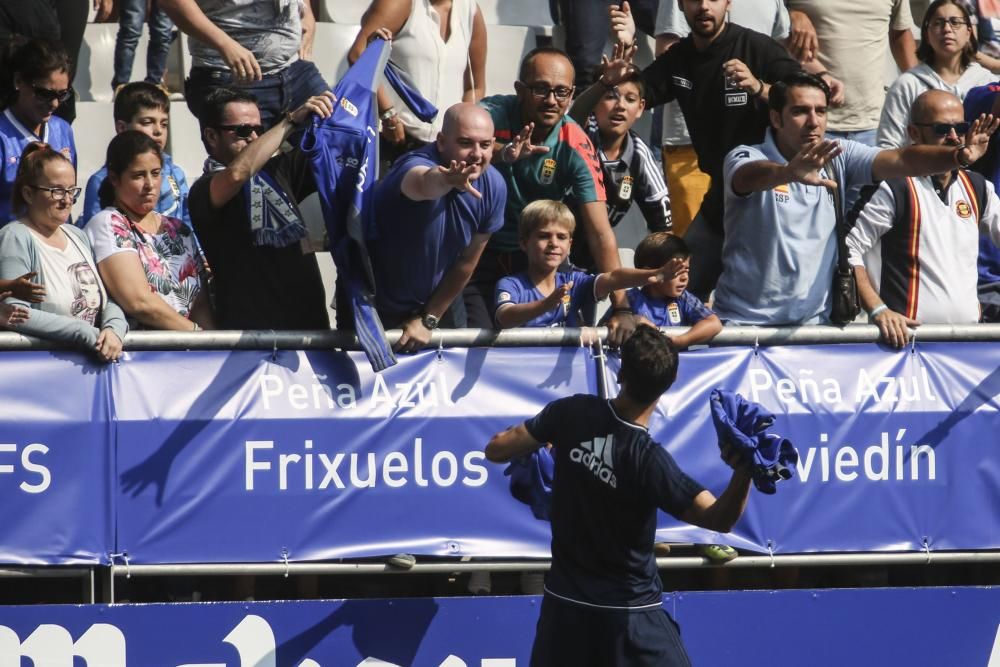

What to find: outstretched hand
left=501, top=123, right=550, bottom=163
left=0, top=291, right=29, bottom=329
left=438, top=160, right=482, bottom=199
left=783, top=139, right=842, bottom=188
left=609, top=1, right=636, bottom=47
left=648, top=258, right=687, bottom=284
left=598, top=40, right=637, bottom=87
left=6, top=272, right=45, bottom=302
left=961, top=113, right=1000, bottom=164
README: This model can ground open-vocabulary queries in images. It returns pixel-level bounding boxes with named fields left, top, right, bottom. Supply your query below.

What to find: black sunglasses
left=215, top=123, right=264, bottom=139
left=31, top=85, right=73, bottom=104
left=912, top=121, right=970, bottom=136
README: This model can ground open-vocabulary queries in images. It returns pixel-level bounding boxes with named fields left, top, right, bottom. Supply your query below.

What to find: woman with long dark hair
left=0, top=143, right=126, bottom=361
left=85, top=130, right=212, bottom=331
left=878, top=0, right=996, bottom=148
left=0, top=38, right=76, bottom=225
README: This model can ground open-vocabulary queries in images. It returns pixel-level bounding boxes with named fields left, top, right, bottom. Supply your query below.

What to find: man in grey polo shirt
left=715, top=72, right=997, bottom=326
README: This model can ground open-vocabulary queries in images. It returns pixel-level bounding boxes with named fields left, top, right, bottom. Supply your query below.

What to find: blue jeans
left=113, top=0, right=174, bottom=89
left=184, top=59, right=329, bottom=130
left=826, top=128, right=877, bottom=212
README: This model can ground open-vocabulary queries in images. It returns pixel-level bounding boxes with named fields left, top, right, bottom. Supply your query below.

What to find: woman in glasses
left=0, top=143, right=126, bottom=362
left=84, top=131, right=212, bottom=331
left=0, top=38, right=76, bottom=225
left=877, top=0, right=995, bottom=149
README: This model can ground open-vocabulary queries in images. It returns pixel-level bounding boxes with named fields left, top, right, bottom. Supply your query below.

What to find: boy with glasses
left=81, top=82, right=191, bottom=228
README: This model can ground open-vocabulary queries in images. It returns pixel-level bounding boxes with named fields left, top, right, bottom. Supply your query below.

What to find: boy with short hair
left=568, top=70, right=671, bottom=270
left=494, top=200, right=681, bottom=328
left=81, top=82, right=191, bottom=227
left=627, top=231, right=722, bottom=349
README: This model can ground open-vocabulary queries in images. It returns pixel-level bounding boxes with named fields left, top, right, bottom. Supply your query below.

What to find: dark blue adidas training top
left=525, top=394, right=705, bottom=609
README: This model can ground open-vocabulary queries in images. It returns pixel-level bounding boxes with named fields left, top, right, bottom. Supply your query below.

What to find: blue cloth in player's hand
left=710, top=389, right=798, bottom=494
left=504, top=447, right=555, bottom=521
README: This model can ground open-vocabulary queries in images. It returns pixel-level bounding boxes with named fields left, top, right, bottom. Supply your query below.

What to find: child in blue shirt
left=81, top=82, right=190, bottom=228
left=626, top=232, right=722, bottom=349
left=494, top=200, right=682, bottom=328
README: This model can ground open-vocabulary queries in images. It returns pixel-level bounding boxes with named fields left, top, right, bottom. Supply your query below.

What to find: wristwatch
left=421, top=313, right=440, bottom=330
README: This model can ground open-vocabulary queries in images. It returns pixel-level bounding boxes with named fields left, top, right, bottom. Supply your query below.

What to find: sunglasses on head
left=31, top=85, right=73, bottom=104
left=913, top=121, right=970, bottom=136
left=216, top=123, right=264, bottom=139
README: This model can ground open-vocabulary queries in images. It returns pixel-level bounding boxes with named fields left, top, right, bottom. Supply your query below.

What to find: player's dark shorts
left=530, top=592, right=693, bottom=667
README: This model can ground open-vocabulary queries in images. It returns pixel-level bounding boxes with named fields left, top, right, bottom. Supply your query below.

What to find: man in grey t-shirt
left=161, top=0, right=328, bottom=128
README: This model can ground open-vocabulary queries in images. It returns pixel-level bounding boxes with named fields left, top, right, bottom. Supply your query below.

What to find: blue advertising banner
left=112, top=347, right=596, bottom=563
left=0, top=352, right=112, bottom=564
left=0, top=587, right=996, bottom=665
left=621, top=342, right=1000, bottom=554
left=0, top=341, right=997, bottom=564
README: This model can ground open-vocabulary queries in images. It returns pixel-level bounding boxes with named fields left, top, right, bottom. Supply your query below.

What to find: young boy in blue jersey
left=626, top=231, right=722, bottom=349
left=494, top=199, right=682, bottom=328
left=81, top=82, right=190, bottom=228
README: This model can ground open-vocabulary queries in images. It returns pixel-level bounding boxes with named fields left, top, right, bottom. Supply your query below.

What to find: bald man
left=847, top=89, right=1000, bottom=346
left=371, top=102, right=507, bottom=352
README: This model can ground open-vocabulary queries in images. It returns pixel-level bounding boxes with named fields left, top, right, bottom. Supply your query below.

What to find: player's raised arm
left=485, top=423, right=542, bottom=463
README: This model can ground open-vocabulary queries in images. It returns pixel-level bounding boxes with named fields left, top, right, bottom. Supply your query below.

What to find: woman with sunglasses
left=85, top=131, right=212, bottom=331
left=0, top=38, right=76, bottom=226
left=877, top=0, right=996, bottom=149
left=0, top=143, right=126, bottom=362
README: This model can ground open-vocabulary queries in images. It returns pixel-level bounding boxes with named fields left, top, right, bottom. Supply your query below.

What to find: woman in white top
left=85, top=131, right=212, bottom=331
left=349, top=0, right=487, bottom=153
left=0, top=143, right=126, bottom=361
left=878, top=0, right=996, bottom=148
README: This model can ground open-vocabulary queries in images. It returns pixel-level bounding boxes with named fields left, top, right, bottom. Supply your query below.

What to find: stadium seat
left=477, top=0, right=554, bottom=27
left=71, top=102, right=117, bottom=222
left=485, top=25, right=540, bottom=96
left=311, top=23, right=361, bottom=90
left=76, top=23, right=150, bottom=103
left=319, top=0, right=366, bottom=24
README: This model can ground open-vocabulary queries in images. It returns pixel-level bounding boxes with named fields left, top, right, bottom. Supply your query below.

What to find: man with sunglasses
left=470, top=47, right=636, bottom=342
left=846, top=89, right=1000, bottom=345
left=187, top=87, right=335, bottom=330
left=715, top=74, right=998, bottom=328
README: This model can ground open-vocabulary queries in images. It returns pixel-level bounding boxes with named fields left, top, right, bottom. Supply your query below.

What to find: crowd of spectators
left=0, top=0, right=999, bottom=358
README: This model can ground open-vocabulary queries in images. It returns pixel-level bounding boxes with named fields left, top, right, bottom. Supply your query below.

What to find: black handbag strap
left=830, top=176, right=851, bottom=274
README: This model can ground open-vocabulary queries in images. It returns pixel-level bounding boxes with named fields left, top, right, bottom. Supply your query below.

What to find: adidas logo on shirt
left=571, top=435, right=618, bottom=488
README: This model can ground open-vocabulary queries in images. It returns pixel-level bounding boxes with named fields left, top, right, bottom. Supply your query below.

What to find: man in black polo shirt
left=189, top=88, right=334, bottom=329
left=593, top=0, right=802, bottom=299
left=485, top=326, right=752, bottom=666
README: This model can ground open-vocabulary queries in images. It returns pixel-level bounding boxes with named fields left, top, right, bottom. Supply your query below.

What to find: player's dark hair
left=518, top=46, right=574, bottom=82
left=634, top=232, right=688, bottom=269
left=114, top=81, right=170, bottom=123
left=768, top=72, right=830, bottom=114
left=619, top=326, right=679, bottom=404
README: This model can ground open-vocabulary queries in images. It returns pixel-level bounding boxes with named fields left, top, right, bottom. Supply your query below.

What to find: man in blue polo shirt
left=485, top=326, right=752, bottom=666
left=373, top=102, right=506, bottom=353
left=716, top=72, right=997, bottom=326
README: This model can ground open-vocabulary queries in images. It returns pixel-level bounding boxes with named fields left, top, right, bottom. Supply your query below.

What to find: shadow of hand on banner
left=452, top=347, right=488, bottom=402
left=279, top=598, right=439, bottom=666
left=915, top=363, right=1000, bottom=449
left=119, top=346, right=359, bottom=506
left=537, top=345, right=578, bottom=389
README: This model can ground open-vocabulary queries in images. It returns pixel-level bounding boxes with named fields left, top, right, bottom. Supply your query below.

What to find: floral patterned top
left=84, top=208, right=206, bottom=325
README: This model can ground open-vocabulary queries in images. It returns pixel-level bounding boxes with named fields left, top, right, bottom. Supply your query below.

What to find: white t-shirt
left=654, top=0, right=790, bottom=146
left=388, top=0, right=477, bottom=143
left=29, top=226, right=105, bottom=326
